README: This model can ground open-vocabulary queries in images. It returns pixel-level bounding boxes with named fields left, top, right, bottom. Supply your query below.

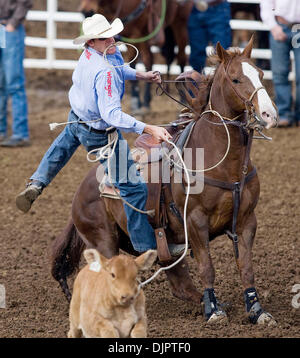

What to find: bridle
left=218, top=57, right=275, bottom=133
left=156, top=57, right=276, bottom=140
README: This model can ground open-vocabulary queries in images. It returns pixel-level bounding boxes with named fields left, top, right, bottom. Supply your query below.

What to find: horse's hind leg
left=236, top=213, right=276, bottom=325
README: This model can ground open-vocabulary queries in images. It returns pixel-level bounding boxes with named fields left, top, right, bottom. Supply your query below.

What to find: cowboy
left=188, top=0, right=232, bottom=73
left=16, top=14, right=185, bottom=257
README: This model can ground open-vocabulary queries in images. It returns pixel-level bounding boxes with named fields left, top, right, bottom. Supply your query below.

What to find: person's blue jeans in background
left=0, top=24, right=29, bottom=139
left=30, top=110, right=157, bottom=252
left=270, top=24, right=300, bottom=124
left=188, top=1, right=232, bottom=72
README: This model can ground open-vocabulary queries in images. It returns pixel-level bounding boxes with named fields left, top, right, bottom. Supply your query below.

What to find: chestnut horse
left=79, top=0, right=193, bottom=112
left=51, top=39, right=278, bottom=325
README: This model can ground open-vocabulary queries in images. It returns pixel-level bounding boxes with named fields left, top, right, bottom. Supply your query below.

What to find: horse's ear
left=242, top=35, right=254, bottom=58
left=216, top=42, right=230, bottom=64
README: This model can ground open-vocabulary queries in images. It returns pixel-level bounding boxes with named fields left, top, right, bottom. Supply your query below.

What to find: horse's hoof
left=256, top=312, right=277, bottom=326
left=207, top=310, right=228, bottom=324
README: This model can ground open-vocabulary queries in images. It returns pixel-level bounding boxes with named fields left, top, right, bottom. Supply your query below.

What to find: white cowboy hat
left=73, top=14, right=124, bottom=45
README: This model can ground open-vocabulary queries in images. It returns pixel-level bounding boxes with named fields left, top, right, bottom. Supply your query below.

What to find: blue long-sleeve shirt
left=69, top=46, right=146, bottom=134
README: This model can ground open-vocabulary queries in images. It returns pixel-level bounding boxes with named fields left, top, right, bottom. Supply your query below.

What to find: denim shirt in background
left=69, top=46, right=146, bottom=135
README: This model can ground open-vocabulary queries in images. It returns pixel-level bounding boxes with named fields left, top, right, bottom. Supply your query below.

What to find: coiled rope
left=86, top=134, right=191, bottom=288
left=138, top=138, right=191, bottom=288
left=163, top=109, right=231, bottom=173
left=86, top=131, right=155, bottom=217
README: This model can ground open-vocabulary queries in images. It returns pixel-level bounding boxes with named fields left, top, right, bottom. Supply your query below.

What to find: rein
left=156, top=68, right=273, bottom=140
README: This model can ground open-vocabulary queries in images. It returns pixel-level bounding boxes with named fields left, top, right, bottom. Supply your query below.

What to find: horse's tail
left=50, top=218, right=85, bottom=302
left=161, top=26, right=176, bottom=73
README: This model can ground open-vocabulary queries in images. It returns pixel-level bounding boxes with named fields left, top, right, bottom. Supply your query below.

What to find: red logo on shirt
left=85, top=49, right=92, bottom=60
left=105, top=71, right=112, bottom=97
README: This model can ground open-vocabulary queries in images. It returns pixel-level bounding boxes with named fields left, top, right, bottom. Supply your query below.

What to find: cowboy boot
left=16, top=181, right=44, bottom=213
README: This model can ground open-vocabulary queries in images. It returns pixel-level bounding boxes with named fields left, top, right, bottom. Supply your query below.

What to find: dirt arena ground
left=0, top=75, right=299, bottom=338
left=0, top=0, right=299, bottom=339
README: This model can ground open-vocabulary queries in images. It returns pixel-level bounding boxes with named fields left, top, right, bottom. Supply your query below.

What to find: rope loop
left=87, top=131, right=155, bottom=217
left=103, top=41, right=139, bottom=68
left=139, top=139, right=190, bottom=288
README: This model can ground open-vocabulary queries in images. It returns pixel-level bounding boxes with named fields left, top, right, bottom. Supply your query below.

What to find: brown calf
left=68, top=249, right=157, bottom=338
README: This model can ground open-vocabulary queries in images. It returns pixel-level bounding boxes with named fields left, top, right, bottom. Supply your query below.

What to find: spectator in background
left=260, top=0, right=300, bottom=127
left=0, top=0, right=32, bottom=147
left=230, top=2, right=270, bottom=70
left=188, top=0, right=231, bottom=73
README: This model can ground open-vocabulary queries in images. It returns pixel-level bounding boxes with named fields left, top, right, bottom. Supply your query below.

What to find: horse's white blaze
left=242, top=62, right=277, bottom=129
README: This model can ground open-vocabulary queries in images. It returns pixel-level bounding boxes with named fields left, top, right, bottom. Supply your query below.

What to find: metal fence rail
left=23, top=0, right=294, bottom=80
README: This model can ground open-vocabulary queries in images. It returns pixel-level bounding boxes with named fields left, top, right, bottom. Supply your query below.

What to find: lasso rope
left=103, top=41, right=139, bottom=68
left=163, top=109, right=231, bottom=173
left=86, top=131, right=155, bottom=217
left=86, top=134, right=191, bottom=288
left=49, top=119, right=101, bottom=131
left=139, top=138, right=191, bottom=288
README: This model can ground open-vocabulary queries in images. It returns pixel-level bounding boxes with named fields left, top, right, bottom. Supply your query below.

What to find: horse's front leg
left=236, top=212, right=276, bottom=325
left=164, top=257, right=202, bottom=304
left=189, top=214, right=227, bottom=323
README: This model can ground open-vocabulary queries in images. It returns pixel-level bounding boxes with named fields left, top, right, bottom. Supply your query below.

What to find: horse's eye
left=232, top=79, right=240, bottom=84
left=111, top=272, right=115, bottom=278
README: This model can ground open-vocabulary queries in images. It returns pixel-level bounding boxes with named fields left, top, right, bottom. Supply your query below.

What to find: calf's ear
left=135, top=250, right=157, bottom=271
left=83, top=249, right=108, bottom=272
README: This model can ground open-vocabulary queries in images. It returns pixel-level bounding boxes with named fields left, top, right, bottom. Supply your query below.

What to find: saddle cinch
left=99, top=111, right=195, bottom=262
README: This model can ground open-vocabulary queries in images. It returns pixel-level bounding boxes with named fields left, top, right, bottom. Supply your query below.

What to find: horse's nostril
left=262, top=111, right=270, bottom=118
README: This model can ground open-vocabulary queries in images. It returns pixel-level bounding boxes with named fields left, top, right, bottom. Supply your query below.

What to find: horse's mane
left=187, top=47, right=243, bottom=113
left=207, top=47, right=242, bottom=67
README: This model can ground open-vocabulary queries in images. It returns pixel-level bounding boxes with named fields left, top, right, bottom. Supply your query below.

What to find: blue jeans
left=0, top=24, right=29, bottom=139
left=188, top=1, right=232, bottom=72
left=31, top=110, right=156, bottom=252
left=270, top=24, right=300, bottom=122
